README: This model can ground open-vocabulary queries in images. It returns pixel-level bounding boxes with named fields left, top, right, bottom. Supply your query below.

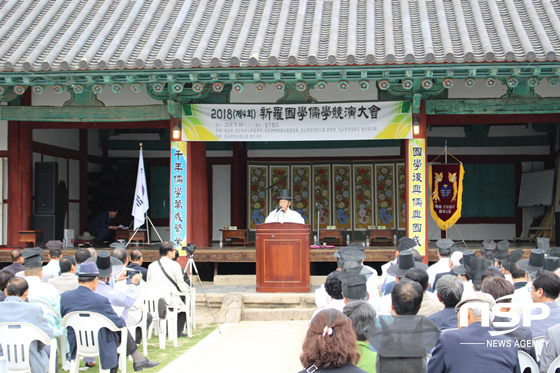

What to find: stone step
left=213, top=275, right=327, bottom=286
left=241, top=308, right=315, bottom=321
left=194, top=292, right=316, bottom=309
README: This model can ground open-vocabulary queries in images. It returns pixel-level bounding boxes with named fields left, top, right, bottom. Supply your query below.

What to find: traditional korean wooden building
left=0, top=0, right=559, bottom=261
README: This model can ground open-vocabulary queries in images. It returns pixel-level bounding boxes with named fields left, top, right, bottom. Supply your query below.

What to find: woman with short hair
left=298, top=308, right=367, bottom=372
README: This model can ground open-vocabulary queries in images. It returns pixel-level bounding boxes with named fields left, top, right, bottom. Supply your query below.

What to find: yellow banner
left=407, top=139, right=427, bottom=256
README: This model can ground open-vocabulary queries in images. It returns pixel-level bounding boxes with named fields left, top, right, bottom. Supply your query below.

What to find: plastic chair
left=138, top=284, right=169, bottom=350
left=0, top=357, right=7, bottom=373
left=534, top=336, right=546, bottom=362
left=61, top=311, right=127, bottom=373
left=546, top=355, right=560, bottom=373
left=518, top=350, right=539, bottom=373
left=28, top=297, right=68, bottom=369
left=0, top=322, right=58, bottom=373
left=126, top=304, right=148, bottom=357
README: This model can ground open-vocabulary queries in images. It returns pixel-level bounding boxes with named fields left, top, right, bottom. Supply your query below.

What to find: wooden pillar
left=79, top=129, right=88, bottom=233
left=7, top=91, right=32, bottom=246
left=231, top=142, right=247, bottom=228
left=187, top=141, right=209, bottom=247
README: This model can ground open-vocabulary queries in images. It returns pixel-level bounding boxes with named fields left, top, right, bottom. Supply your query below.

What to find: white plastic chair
left=0, top=357, right=7, bottom=373
left=126, top=304, right=148, bottom=357
left=534, top=336, right=546, bottom=362
left=518, top=350, right=539, bottom=373
left=546, top=355, right=560, bottom=373
left=61, top=311, right=127, bottom=373
left=28, top=297, right=68, bottom=369
left=138, top=284, right=169, bottom=350
left=0, top=322, right=58, bottom=373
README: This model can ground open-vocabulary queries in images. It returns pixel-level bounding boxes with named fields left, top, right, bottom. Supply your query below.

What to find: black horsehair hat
left=275, top=189, right=294, bottom=200
left=22, top=247, right=44, bottom=268
left=85, top=250, right=124, bottom=277
left=338, top=267, right=368, bottom=299
left=517, top=249, right=545, bottom=273
left=387, top=250, right=428, bottom=277
left=502, top=249, right=525, bottom=272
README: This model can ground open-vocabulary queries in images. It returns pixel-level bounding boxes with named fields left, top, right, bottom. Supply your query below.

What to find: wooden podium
left=255, top=222, right=310, bottom=293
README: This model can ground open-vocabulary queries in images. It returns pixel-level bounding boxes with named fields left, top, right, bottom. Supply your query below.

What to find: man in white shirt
left=22, top=248, right=63, bottom=338
left=147, top=241, right=190, bottom=337
left=427, top=238, right=453, bottom=291
left=264, top=189, right=304, bottom=224
left=48, top=256, right=78, bottom=295
left=43, top=243, right=63, bottom=278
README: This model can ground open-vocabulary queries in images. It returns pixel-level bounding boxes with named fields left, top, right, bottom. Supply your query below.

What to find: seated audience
left=43, top=242, right=63, bottom=277
left=405, top=267, right=444, bottom=317
left=3, top=248, right=25, bottom=274
left=312, top=271, right=345, bottom=319
left=432, top=248, right=464, bottom=292
left=22, top=248, right=63, bottom=337
left=48, top=256, right=78, bottom=295
left=500, top=248, right=525, bottom=285
left=0, top=277, right=54, bottom=373
left=481, top=267, right=505, bottom=285
left=298, top=308, right=367, bottom=372
left=521, top=269, right=560, bottom=338
left=465, top=257, right=493, bottom=292
left=127, top=250, right=148, bottom=282
left=343, top=301, right=377, bottom=373
left=0, top=269, right=15, bottom=302
left=378, top=250, right=428, bottom=315
left=481, top=276, right=535, bottom=359
left=539, top=323, right=560, bottom=373
left=380, top=237, right=417, bottom=295
left=316, top=245, right=379, bottom=309
left=60, top=262, right=158, bottom=372
left=427, top=274, right=463, bottom=330
left=366, top=281, right=441, bottom=373
left=428, top=292, right=520, bottom=373
left=427, top=238, right=454, bottom=291
left=147, top=241, right=189, bottom=337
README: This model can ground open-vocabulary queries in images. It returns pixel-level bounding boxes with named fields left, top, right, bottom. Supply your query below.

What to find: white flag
left=132, top=150, right=149, bottom=230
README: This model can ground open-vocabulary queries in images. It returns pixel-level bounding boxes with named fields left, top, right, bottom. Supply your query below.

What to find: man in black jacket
left=88, top=209, right=118, bottom=243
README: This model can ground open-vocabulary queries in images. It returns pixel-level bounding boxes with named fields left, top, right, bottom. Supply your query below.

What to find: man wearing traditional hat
left=264, top=189, right=305, bottom=224
left=432, top=246, right=465, bottom=291
left=480, top=239, right=497, bottom=262
left=0, top=277, right=54, bottom=373
left=427, top=238, right=454, bottom=292
left=513, top=248, right=545, bottom=305
left=86, top=251, right=142, bottom=320
left=521, top=270, right=560, bottom=338
left=43, top=241, right=63, bottom=278
left=428, top=292, right=520, bottom=373
left=378, top=250, right=428, bottom=315
left=338, top=267, right=370, bottom=304
left=366, top=280, right=441, bottom=372
left=500, top=248, right=525, bottom=285
left=380, top=237, right=417, bottom=295
left=452, top=250, right=477, bottom=300
left=61, top=262, right=158, bottom=372
left=20, top=247, right=63, bottom=338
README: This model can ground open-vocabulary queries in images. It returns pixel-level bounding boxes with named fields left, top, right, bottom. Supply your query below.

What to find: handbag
left=157, top=260, right=187, bottom=303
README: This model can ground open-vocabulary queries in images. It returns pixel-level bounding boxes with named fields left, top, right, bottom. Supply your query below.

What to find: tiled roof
left=1, top=0, right=559, bottom=73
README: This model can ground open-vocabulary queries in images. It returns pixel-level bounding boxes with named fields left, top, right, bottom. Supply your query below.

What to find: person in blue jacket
left=88, top=209, right=119, bottom=243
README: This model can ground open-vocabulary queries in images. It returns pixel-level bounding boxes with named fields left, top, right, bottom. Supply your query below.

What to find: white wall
left=212, top=165, right=231, bottom=241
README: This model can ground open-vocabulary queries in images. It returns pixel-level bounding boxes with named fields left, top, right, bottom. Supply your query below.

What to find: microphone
left=275, top=205, right=281, bottom=212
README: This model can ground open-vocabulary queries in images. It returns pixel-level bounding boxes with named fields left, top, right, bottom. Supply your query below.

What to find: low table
left=319, top=228, right=347, bottom=246
left=220, top=229, right=249, bottom=246
left=115, top=229, right=147, bottom=245
left=368, top=228, right=394, bottom=246
left=18, top=230, right=44, bottom=247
